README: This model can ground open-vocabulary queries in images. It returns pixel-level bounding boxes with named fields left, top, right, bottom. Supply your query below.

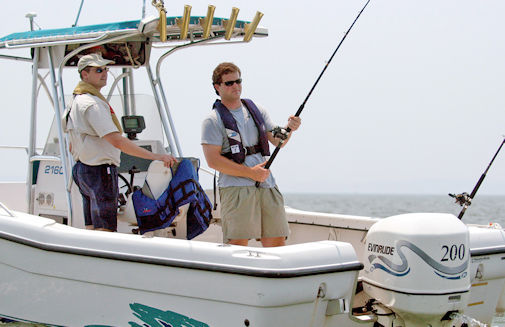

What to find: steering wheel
left=118, top=173, right=132, bottom=195
left=117, top=166, right=142, bottom=207
left=118, top=173, right=132, bottom=207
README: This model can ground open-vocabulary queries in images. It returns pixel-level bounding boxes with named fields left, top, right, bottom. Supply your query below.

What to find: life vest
left=212, top=98, right=270, bottom=164
left=132, top=159, right=213, bottom=239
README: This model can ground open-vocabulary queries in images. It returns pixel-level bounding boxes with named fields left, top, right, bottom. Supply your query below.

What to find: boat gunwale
left=0, top=228, right=364, bottom=278
left=470, top=245, right=505, bottom=257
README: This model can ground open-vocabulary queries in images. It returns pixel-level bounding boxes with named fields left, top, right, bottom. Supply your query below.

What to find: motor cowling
left=361, top=213, right=470, bottom=326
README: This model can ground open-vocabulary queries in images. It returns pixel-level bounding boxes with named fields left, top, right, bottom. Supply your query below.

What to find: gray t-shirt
left=201, top=103, right=276, bottom=188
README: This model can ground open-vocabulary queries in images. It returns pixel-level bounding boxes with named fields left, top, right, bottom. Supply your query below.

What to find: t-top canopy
left=0, top=20, right=141, bottom=49
left=0, top=15, right=268, bottom=50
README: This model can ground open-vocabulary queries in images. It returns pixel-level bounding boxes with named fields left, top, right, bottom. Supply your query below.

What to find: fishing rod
left=449, top=137, right=505, bottom=219
left=256, top=0, right=372, bottom=187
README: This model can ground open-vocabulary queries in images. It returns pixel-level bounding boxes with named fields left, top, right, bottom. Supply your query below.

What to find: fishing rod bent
left=256, top=0, right=373, bottom=187
left=449, top=137, right=505, bottom=220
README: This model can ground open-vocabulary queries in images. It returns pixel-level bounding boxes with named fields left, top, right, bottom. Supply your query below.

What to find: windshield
left=43, top=94, right=168, bottom=156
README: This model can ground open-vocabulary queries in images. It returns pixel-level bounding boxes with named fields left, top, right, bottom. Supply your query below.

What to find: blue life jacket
left=132, top=159, right=212, bottom=239
left=212, top=98, right=270, bottom=164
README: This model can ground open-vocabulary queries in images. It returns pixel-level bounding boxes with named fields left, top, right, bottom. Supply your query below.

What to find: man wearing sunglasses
left=64, top=53, right=177, bottom=232
left=201, top=62, right=301, bottom=247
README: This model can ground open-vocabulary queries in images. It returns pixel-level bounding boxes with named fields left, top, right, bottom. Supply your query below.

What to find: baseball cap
left=77, top=53, right=114, bottom=72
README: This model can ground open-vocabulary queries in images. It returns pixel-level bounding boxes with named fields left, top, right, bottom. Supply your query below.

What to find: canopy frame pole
left=145, top=64, right=180, bottom=156
left=47, top=46, right=74, bottom=224
left=26, top=46, right=40, bottom=214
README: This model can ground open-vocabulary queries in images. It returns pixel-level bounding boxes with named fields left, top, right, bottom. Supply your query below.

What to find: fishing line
left=256, top=0, right=373, bottom=187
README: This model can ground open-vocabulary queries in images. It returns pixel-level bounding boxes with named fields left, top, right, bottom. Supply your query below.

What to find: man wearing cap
left=64, top=53, right=177, bottom=232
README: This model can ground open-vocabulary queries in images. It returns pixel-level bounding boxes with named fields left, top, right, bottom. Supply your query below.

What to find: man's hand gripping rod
left=255, top=0, right=372, bottom=187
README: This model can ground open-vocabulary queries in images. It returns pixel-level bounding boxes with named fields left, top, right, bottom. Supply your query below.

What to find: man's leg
left=73, top=162, right=95, bottom=230
left=260, top=186, right=289, bottom=247
left=92, top=165, right=118, bottom=232
left=220, top=186, right=261, bottom=245
left=228, top=239, right=249, bottom=246
left=261, top=236, right=285, bottom=247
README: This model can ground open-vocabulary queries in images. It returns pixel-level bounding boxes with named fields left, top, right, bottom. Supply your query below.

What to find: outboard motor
left=362, top=213, right=470, bottom=327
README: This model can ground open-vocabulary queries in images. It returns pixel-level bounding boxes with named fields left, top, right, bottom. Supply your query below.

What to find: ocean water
left=2, top=194, right=504, bottom=327
left=284, top=193, right=505, bottom=227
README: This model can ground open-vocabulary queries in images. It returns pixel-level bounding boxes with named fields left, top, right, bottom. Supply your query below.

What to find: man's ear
left=81, top=70, right=88, bottom=81
left=213, top=83, right=220, bottom=96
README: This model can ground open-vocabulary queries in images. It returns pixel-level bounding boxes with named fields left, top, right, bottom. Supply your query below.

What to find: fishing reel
left=448, top=192, right=471, bottom=207
left=271, top=126, right=289, bottom=140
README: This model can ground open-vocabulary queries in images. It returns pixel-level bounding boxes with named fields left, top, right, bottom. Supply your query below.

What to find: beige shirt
left=64, top=93, right=121, bottom=166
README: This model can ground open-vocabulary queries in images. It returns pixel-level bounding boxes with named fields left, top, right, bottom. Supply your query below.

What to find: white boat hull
left=0, top=209, right=363, bottom=327
left=1, top=200, right=505, bottom=326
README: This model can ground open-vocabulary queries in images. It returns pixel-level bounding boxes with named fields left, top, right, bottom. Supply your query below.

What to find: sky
left=1, top=0, right=505, bottom=196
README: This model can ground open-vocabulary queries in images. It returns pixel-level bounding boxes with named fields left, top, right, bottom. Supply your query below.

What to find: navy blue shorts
left=72, top=161, right=119, bottom=231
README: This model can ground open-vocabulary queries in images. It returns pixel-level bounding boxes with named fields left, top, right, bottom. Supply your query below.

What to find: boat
left=0, top=2, right=504, bottom=326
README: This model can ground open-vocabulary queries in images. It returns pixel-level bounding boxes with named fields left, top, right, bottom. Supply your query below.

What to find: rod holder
left=158, top=8, right=167, bottom=42
left=199, top=5, right=215, bottom=39
left=243, top=11, right=263, bottom=42
left=176, top=5, right=192, bottom=40
left=223, top=7, right=239, bottom=40
left=152, top=0, right=167, bottom=41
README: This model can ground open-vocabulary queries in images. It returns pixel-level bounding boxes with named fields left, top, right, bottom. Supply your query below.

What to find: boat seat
left=144, top=160, right=172, bottom=199
left=117, top=160, right=188, bottom=237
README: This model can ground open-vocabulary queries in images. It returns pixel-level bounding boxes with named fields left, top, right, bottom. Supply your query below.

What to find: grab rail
left=0, top=202, right=15, bottom=217
left=4, top=31, right=134, bottom=49
left=0, top=145, right=43, bottom=154
left=29, top=155, right=61, bottom=163
left=199, top=166, right=214, bottom=176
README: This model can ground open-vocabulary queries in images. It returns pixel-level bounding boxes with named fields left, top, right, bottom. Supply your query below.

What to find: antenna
left=73, top=0, right=85, bottom=27
left=25, top=13, right=37, bottom=31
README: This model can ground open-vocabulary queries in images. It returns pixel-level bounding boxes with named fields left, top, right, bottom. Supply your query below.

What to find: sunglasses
left=94, top=67, right=109, bottom=73
left=222, top=78, right=242, bottom=86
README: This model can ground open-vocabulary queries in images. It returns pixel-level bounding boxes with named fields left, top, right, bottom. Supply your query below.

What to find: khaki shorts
left=219, top=186, right=289, bottom=243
